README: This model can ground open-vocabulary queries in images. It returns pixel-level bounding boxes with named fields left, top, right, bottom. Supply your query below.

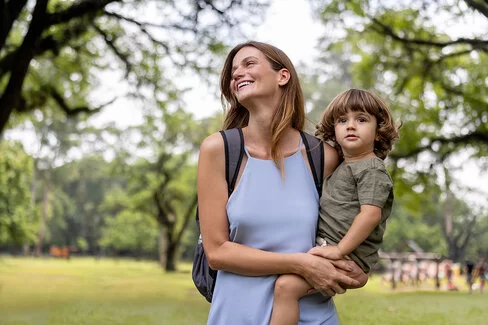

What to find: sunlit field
left=1, top=256, right=486, bottom=325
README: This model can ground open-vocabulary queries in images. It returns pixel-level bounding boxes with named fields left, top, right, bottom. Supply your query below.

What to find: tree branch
left=389, top=131, right=488, bottom=160
left=434, top=49, right=474, bottom=64
left=46, top=0, right=122, bottom=27
left=47, top=85, right=114, bottom=115
left=0, top=0, right=28, bottom=50
left=103, top=10, right=197, bottom=33
left=0, top=35, right=60, bottom=76
left=464, top=0, right=488, bottom=19
left=0, top=0, right=49, bottom=133
left=91, top=23, right=133, bottom=76
left=460, top=215, right=477, bottom=251
left=371, top=17, right=488, bottom=49
left=439, top=81, right=488, bottom=112
left=153, top=192, right=170, bottom=226
left=174, top=194, right=197, bottom=246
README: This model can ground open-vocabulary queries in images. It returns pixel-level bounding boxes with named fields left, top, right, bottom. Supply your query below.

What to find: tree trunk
left=159, top=226, right=167, bottom=269
left=165, top=242, right=177, bottom=272
left=34, top=186, right=49, bottom=257
left=0, top=0, right=49, bottom=134
left=22, top=243, right=30, bottom=256
left=449, top=244, right=463, bottom=263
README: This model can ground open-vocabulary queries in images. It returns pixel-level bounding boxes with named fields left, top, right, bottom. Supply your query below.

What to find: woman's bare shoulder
left=200, top=132, right=225, bottom=154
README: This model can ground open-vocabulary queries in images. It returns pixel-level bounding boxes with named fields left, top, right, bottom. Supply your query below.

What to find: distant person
left=475, top=257, right=487, bottom=294
left=465, top=260, right=475, bottom=294
left=270, top=89, right=399, bottom=325
left=198, top=41, right=368, bottom=325
left=444, top=260, right=458, bottom=291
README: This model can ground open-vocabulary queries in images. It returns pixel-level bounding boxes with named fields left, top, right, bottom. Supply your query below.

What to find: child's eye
left=358, top=117, right=368, bottom=123
left=337, top=118, right=347, bottom=124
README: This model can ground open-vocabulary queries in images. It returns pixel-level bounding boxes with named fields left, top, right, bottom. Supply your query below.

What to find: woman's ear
left=278, top=68, right=290, bottom=86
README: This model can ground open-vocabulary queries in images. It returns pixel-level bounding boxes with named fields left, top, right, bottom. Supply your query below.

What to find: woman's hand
left=299, top=254, right=361, bottom=296
left=331, top=259, right=368, bottom=289
left=309, top=246, right=368, bottom=289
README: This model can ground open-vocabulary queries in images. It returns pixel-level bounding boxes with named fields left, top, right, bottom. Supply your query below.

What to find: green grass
left=0, top=256, right=486, bottom=325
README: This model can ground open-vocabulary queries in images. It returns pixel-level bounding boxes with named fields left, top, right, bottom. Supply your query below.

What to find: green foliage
left=44, top=155, right=124, bottom=252
left=314, top=0, right=488, bottom=161
left=383, top=204, right=446, bottom=254
left=0, top=141, right=36, bottom=245
left=100, top=102, right=222, bottom=269
left=0, top=0, right=270, bottom=133
left=99, top=211, right=159, bottom=254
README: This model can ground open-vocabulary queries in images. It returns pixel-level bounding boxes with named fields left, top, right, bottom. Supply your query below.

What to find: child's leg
left=270, top=274, right=311, bottom=325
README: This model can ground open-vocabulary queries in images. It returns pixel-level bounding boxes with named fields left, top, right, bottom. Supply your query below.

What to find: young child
left=270, top=88, right=399, bottom=325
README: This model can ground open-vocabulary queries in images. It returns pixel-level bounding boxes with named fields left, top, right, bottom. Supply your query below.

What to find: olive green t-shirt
left=317, top=157, right=393, bottom=273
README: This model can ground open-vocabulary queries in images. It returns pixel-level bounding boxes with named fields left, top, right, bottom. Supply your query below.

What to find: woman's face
left=229, top=46, right=285, bottom=106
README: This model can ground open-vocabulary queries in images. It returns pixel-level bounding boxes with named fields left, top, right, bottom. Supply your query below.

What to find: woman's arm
left=197, top=133, right=360, bottom=293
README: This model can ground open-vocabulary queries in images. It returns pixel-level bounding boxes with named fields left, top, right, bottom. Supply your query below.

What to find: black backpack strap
left=195, top=128, right=244, bottom=225
left=219, top=128, right=245, bottom=197
left=300, top=131, right=324, bottom=197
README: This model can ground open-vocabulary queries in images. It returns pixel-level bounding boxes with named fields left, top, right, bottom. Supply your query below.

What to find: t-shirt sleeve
left=356, top=167, right=393, bottom=208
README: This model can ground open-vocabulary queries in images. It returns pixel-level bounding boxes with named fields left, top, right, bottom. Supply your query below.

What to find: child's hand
left=308, top=245, right=345, bottom=260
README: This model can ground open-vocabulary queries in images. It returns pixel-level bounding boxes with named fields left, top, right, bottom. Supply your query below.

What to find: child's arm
left=310, top=205, right=381, bottom=260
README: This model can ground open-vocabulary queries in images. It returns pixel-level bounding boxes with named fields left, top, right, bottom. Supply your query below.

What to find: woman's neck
left=243, top=121, right=297, bottom=159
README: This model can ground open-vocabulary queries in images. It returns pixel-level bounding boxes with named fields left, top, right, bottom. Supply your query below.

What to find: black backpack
left=191, top=128, right=324, bottom=302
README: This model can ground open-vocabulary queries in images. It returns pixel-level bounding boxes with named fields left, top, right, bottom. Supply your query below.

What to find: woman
left=198, top=41, right=367, bottom=324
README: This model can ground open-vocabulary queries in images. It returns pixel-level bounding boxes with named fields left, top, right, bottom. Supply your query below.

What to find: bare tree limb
left=371, top=17, right=488, bottom=49
left=0, top=35, right=60, bottom=76
left=46, top=0, right=122, bottom=27
left=103, top=10, right=197, bottom=33
left=174, top=194, right=197, bottom=245
left=438, top=81, right=488, bottom=112
left=0, top=0, right=28, bottom=50
left=464, top=0, right=488, bottom=19
left=48, top=85, right=115, bottom=115
left=0, top=0, right=49, bottom=132
left=434, top=49, right=474, bottom=64
left=389, top=131, right=488, bottom=160
left=91, top=23, right=133, bottom=77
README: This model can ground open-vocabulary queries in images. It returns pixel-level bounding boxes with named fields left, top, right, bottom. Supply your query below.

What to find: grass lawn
left=0, top=256, right=486, bottom=325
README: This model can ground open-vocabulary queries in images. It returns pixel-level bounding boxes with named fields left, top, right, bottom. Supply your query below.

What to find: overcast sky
left=174, top=0, right=323, bottom=121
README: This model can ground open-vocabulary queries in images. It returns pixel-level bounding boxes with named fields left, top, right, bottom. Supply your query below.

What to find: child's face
left=334, top=110, right=378, bottom=161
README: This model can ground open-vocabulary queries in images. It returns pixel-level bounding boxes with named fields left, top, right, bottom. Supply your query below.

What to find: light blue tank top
left=207, top=138, right=339, bottom=325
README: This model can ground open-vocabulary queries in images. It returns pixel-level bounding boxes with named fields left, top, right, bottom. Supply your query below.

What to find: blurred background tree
left=0, top=0, right=269, bottom=270
left=0, top=0, right=268, bottom=133
left=0, top=141, right=34, bottom=247
left=1, top=0, right=487, bottom=270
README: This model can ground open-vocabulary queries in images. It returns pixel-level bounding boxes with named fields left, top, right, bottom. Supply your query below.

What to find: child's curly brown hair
left=315, top=88, right=400, bottom=160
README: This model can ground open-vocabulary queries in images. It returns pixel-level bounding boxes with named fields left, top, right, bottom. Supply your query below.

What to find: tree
left=99, top=210, right=159, bottom=258
left=52, top=155, right=124, bottom=254
left=101, top=105, right=222, bottom=271
left=0, top=140, right=35, bottom=247
left=313, top=0, right=488, bottom=163
left=312, top=0, right=488, bottom=161
left=26, top=110, right=82, bottom=255
left=0, top=0, right=269, bottom=134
